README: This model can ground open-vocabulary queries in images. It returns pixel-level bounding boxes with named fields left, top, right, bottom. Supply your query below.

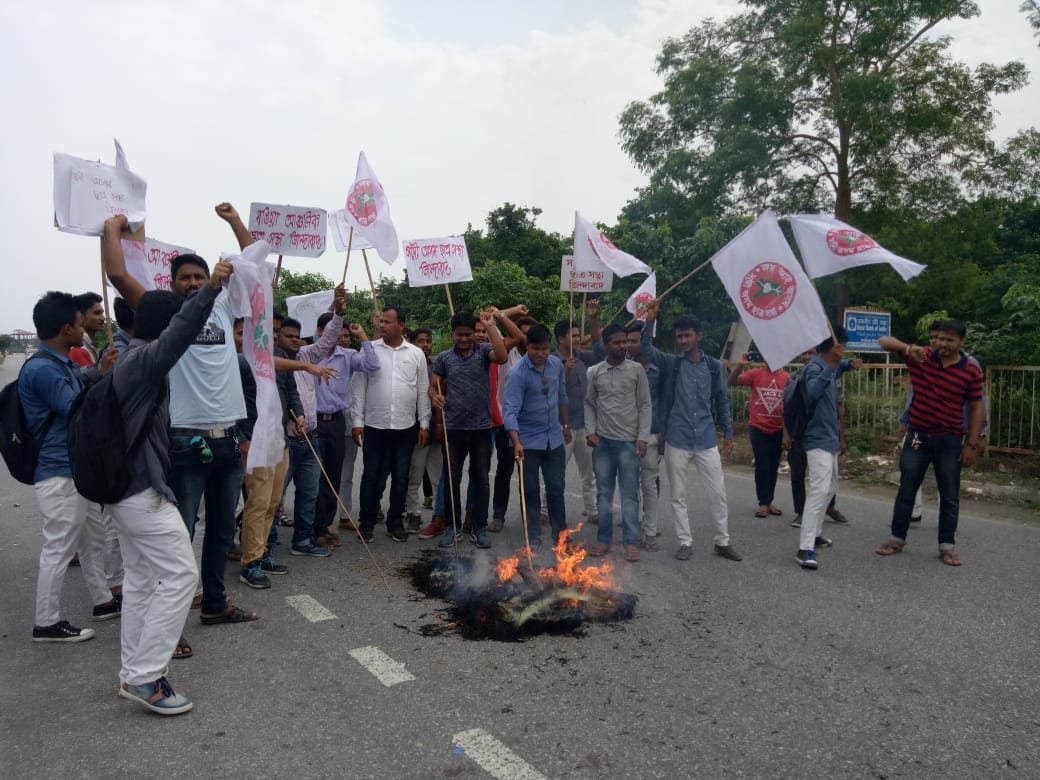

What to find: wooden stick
left=516, top=456, right=535, bottom=572
left=339, top=226, right=354, bottom=286
left=436, top=391, right=461, bottom=561
left=568, top=288, right=574, bottom=344
left=272, top=255, right=284, bottom=292
left=99, top=254, right=114, bottom=345
left=362, top=249, right=379, bottom=316
left=444, top=284, right=455, bottom=317
left=657, top=257, right=712, bottom=300
left=580, top=293, right=587, bottom=339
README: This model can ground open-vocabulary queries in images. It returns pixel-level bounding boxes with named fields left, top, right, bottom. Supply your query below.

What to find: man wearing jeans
left=503, top=324, right=570, bottom=550
left=584, top=324, right=652, bottom=562
left=876, top=321, right=983, bottom=566
left=641, top=301, right=742, bottom=563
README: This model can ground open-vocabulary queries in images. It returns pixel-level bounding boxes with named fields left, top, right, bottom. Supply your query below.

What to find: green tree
left=0, top=334, right=12, bottom=353
left=1023, top=0, right=1040, bottom=44
left=273, top=269, right=337, bottom=313
left=464, top=203, right=570, bottom=279
left=618, top=0, right=1030, bottom=222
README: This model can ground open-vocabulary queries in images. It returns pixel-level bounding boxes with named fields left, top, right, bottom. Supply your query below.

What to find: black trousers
left=314, top=411, right=346, bottom=536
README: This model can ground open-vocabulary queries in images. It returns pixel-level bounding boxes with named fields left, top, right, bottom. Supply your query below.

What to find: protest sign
left=53, top=153, right=147, bottom=237
left=402, top=237, right=473, bottom=287
left=247, top=203, right=328, bottom=258
left=560, top=254, right=612, bottom=293
left=328, top=208, right=374, bottom=252
left=121, top=237, right=195, bottom=291
left=286, top=289, right=335, bottom=338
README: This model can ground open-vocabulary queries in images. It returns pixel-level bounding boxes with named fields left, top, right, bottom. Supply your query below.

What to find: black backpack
left=66, top=371, right=163, bottom=505
left=0, top=353, right=74, bottom=485
left=782, top=370, right=810, bottom=442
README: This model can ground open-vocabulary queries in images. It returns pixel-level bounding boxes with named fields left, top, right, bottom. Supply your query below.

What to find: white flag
left=574, top=211, right=650, bottom=277
left=625, top=272, right=657, bottom=336
left=711, top=210, right=830, bottom=371
left=790, top=214, right=926, bottom=282
left=343, top=151, right=399, bottom=264
left=113, top=138, right=129, bottom=171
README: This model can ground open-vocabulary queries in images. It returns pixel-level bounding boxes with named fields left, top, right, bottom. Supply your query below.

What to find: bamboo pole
left=444, top=284, right=455, bottom=316
left=362, top=249, right=379, bottom=317
left=339, top=226, right=354, bottom=286
left=580, top=293, right=587, bottom=341
left=515, top=456, right=536, bottom=572
left=272, top=255, right=284, bottom=292
left=99, top=255, right=114, bottom=344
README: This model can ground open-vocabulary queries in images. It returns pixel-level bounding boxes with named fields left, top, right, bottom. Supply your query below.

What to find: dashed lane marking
left=348, top=646, right=416, bottom=687
left=452, top=728, right=547, bottom=780
left=285, top=594, right=337, bottom=622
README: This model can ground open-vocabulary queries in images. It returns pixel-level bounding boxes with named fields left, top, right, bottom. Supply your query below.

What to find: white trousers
left=564, top=427, right=597, bottom=517
left=663, top=445, right=730, bottom=547
left=338, top=437, right=358, bottom=516
left=406, top=440, right=443, bottom=515
left=34, top=477, right=109, bottom=626
left=87, top=502, right=125, bottom=590
left=639, top=448, right=662, bottom=537
left=799, top=449, right=839, bottom=551
left=108, top=489, right=197, bottom=686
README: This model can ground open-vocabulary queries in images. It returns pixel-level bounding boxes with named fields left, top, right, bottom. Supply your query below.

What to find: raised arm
left=102, top=215, right=146, bottom=310
left=586, top=297, right=602, bottom=345
left=482, top=310, right=508, bottom=364
left=490, top=306, right=526, bottom=350
left=347, top=323, right=381, bottom=372
left=639, top=299, right=668, bottom=367
left=215, top=202, right=254, bottom=250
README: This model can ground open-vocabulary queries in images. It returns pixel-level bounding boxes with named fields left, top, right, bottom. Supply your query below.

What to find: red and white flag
left=790, top=214, right=925, bottom=282
left=343, top=151, right=399, bottom=264
left=712, top=210, right=830, bottom=371
left=574, top=211, right=650, bottom=277
left=625, top=272, right=657, bottom=336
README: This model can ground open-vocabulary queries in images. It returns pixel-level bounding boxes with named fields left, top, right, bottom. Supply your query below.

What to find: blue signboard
left=844, top=309, right=890, bottom=353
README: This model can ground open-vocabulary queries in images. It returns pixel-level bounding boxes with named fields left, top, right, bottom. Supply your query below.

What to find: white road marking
left=452, top=729, right=547, bottom=780
left=348, top=646, right=416, bottom=687
left=285, top=594, right=337, bottom=622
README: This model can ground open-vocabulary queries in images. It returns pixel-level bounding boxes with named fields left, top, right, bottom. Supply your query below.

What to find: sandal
left=190, top=593, right=203, bottom=610
left=623, top=545, right=641, bottom=562
left=588, top=543, right=611, bottom=557
left=227, top=544, right=242, bottom=561
left=754, top=509, right=768, bottom=518
left=173, top=636, right=193, bottom=659
left=875, top=540, right=905, bottom=556
left=276, top=507, right=293, bottom=527
left=200, top=605, right=258, bottom=625
left=939, top=549, right=962, bottom=567
left=641, top=536, right=660, bottom=552
left=767, top=506, right=783, bottom=516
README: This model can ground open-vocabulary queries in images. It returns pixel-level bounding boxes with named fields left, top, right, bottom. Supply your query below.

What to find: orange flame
left=493, top=527, right=615, bottom=592
left=495, top=556, right=519, bottom=583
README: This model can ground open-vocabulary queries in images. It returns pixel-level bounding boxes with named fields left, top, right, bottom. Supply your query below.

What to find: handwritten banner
left=328, top=208, right=374, bottom=252
left=247, top=202, right=328, bottom=258
left=121, top=237, right=195, bottom=291
left=560, top=254, right=612, bottom=292
left=53, top=153, right=147, bottom=237
left=286, top=289, right=335, bottom=339
left=401, top=237, right=473, bottom=287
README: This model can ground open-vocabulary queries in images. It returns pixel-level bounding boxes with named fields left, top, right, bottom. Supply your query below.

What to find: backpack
left=66, top=371, right=163, bottom=505
left=0, top=353, right=73, bottom=484
left=782, top=370, right=809, bottom=442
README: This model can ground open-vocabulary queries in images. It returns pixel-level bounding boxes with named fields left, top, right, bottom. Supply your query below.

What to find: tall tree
left=618, top=1, right=1030, bottom=222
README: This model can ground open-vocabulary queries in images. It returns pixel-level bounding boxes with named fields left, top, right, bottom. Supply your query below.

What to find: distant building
left=9, top=329, right=37, bottom=351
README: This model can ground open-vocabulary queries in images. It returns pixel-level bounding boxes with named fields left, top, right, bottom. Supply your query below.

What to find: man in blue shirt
left=20, top=292, right=114, bottom=642
left=503, top=324, right=570, bottom=550
left=642, top=301, right=742, bottom=563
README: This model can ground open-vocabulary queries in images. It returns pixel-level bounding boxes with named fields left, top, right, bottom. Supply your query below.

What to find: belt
left=170, top=426, right=236, bottom=439
left=317, top=411, right=344, bottom=422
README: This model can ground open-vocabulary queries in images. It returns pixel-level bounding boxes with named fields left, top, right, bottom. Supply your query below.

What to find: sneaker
left=714, top=544, right=743, bottom=561
left=473, top=528, right=491, bottom=549
left=32, top=621, right=95, bottom=643
left=119, top=676, right=193, bottom=716
left=487, top=516, right=505, bottom=532
left=355, top=527, right=375, bottom=544
left=438, top=530, right=463, bottom=548
left=260, top=554, right=288, bottom=575
left=69, top=553, right=81, bottom=567
left=290, top=543, right=331, bottom=557
left=418, top=517, right=445, bottom=539
left=422, top=496, right=433, bottom=509
left=388, top=528, right=409, bottom=543
left=826, top=508, right=849, bottom=525
left=814, top=536, right=833, bottom=549
left=910, top=515, right=922, bottom=523
left=405, top=514, right=422, bottom=534
left=239, top=562, right=271, bottom=589
left=674, top=544, right=692, bottom=561
left=795, top=550, right=818, bottom=569
left=93, top=594, right=122, bottom=621
left=789, top=514, right=802, bottom=528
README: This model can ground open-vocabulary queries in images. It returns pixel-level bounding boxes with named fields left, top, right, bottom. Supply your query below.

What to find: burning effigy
left=404, top=529, right=638, bottom=641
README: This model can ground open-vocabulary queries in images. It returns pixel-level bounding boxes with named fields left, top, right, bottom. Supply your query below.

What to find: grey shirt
left=551, top=344, right=604, bottom=431
left=584, top=358, right=652, bottom=443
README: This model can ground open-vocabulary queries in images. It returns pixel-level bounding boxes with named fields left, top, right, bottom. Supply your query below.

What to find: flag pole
left=339, top=226, right=354, bottom=286
left=361, top=249, right=379, bottom=316
left=99, top=254, right=114, bottom=345
left=272, top=255, right=284, bottom=293
left=568, top=288, right=574, bottom=346
left=580, top=293, right=587, bottom=340
left=658, top=257, right=713, bottom=300
left=444, top=284, right=455, bottom=316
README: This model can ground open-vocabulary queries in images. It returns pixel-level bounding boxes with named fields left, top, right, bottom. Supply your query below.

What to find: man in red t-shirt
left=875, top=320, right=983, bottom=566
left=67, top=292, right=105, bottom=369
left=728, top=352, right=789, bottom=517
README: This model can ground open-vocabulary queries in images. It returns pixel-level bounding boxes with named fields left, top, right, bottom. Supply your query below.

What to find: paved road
left=1, top=354, right=1038, bottom=778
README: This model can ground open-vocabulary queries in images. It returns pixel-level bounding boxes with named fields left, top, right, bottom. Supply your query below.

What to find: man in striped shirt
left=876, top=320, right=984, bottom=566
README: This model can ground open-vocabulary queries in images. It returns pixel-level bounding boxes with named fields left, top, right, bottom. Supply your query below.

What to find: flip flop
left=200, top=605, right=258, bottom=625
left=767, top=507, right=783, bottom=516
left=754, top=509, right=768, bottom=518
left=173, top=637, right=193, bottom=659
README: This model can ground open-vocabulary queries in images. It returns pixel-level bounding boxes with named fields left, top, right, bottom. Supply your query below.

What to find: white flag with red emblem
left=574, top=211, right=650, bottom=277
left=711, top=210, right=830, bottom=371
left=625, top=272, right=657, bottom=336
left=343, top=151, right=399, bottom=264
left=790, top=214, right=925, bottom=282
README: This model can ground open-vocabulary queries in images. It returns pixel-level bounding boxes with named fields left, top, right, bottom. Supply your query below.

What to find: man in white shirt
left=351, top=306, right=432, bottom=542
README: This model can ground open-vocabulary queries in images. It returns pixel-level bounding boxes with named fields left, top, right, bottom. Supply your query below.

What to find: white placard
left=53, top=153, right=147, bottom=236
left=328, top=208, right=374, bottom=252
left=122, top=237, right=195, bottom=291
left=560, top=254, right=612, bottom=292
left=402, top=237, right=473, bottom=287
left=248, top=202, right=328, bottom=258
left=286, top=289, right=335, bottom=339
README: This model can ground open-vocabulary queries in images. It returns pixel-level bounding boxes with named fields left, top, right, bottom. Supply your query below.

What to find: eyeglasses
left=190, top=435, right=213, bottom=464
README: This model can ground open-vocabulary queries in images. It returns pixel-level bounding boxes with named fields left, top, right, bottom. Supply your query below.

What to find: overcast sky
left=0, top=0, right=1035, bottom=334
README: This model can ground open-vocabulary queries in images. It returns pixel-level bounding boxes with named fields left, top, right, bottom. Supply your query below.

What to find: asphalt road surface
left=1, top=354, right=1037, bottom=779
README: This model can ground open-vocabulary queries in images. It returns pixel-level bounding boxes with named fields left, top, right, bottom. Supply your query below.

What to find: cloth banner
left=225, top=241, right=282, bottom=472
left=402, top=237, right=472, bottom=287
left=711, top=210, right=830, bottom=371
left=328, top=209, right=374, bottom=252
left=286, top=289, right=336, bottom=339
left=790, top=214, right=926, bottom=282
left=53, top=152, right=147, bottom=236
left=560, top=254, right=612, bottom=292
left=625, top=272, right=657, bottom=336
left=342, top=151, right=399, bottom=264
left=248, top=203, right=327, bottom=258
left=574, top=211, right=650, bottom=277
